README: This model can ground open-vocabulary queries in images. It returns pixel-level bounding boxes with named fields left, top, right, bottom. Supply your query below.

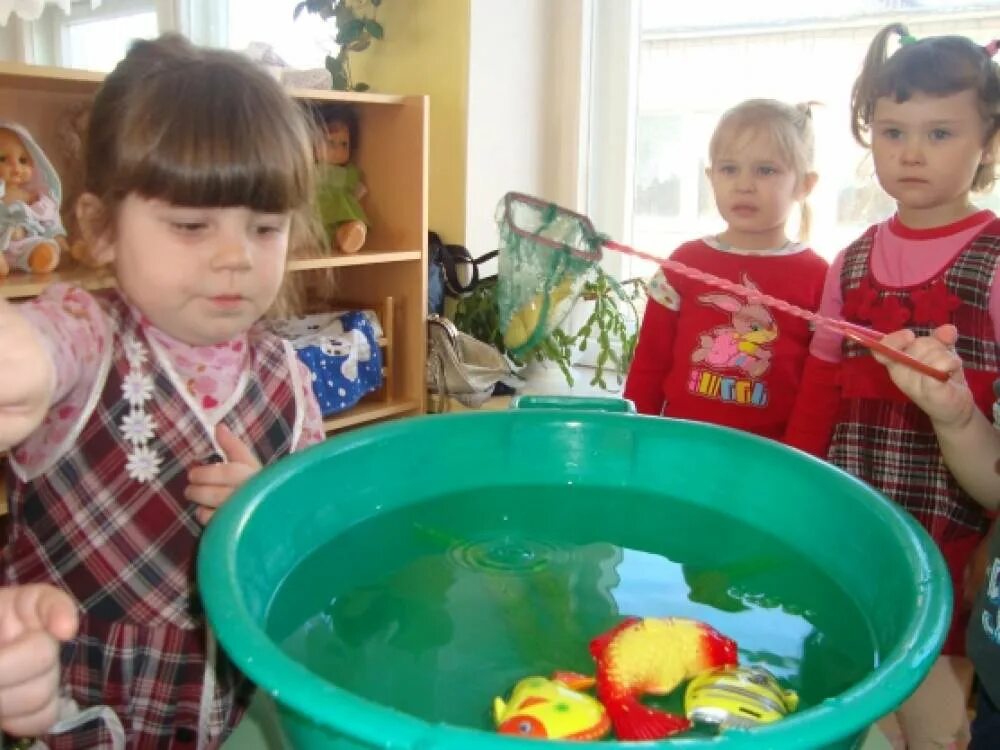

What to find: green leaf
left=353, top=82, right=370, bottom=91
left=365, top=19, right=385, bottom=39
left=336, top=18, right=366, bottom=45
left=293, top=2, right=308, bottom=20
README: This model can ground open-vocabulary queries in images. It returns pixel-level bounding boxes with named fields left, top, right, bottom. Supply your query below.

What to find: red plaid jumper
left=2, top=291, right=303, bottom=749
left=830, top=222, right=1000, bottom=653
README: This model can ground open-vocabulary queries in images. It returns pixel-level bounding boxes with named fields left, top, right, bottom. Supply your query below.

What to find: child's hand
left=0, top=297, right=55, bottom=451
left=875, top=325, right=972, bottom=429
left=185, top=423, right=261, bottom=525
left=0, top=584, right=78, bottom=738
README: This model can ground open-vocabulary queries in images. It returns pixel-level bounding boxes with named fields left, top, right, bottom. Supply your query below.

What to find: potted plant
left=293, top=0, right=385, bottom=91
left=452, top=269, right=644, bottom=390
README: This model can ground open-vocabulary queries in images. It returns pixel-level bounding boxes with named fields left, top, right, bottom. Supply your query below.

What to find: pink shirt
left=12, top=284, right=325, bottom=476
left=811, top=211, right=1000, bottom=362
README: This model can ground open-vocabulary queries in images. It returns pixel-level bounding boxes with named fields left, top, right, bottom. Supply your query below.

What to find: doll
left=0, top=122, right=66, bottom=276
left=317, top=105, right=368, bottom=254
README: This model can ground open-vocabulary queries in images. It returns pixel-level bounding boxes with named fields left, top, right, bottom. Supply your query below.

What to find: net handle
left=501, top=192, right=603, bottom=262
left=602, top=238, right=950, bottom=383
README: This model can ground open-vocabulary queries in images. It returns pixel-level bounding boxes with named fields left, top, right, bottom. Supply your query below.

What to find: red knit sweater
left=624, top=238, right=828, bottom=439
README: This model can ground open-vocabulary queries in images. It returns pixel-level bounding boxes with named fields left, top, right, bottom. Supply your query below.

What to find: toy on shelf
left=0, top=122, right=66, bottom=276
left=55, top=101, right=100, bottom=268
left=590, top=616, right=739, bottom=741
left=317, top=104, right=368, bottom=254
left=685, top=664, right=799, bottom=730
left=493, top=675, right=610, bottom=741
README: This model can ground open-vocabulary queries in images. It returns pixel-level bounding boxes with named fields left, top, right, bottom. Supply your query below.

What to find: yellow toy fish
left=493, top=675, right=611, bottom=741
left=591, top=617, right=739, bottom=740
left=503, top=277, right=576, bottom=352
left=685, top=665, right=799, bottom=729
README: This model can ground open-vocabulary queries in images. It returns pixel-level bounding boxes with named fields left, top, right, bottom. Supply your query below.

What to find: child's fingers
left=184, top=483, right=233, bottom=510
left=214, top=424, right=260, bottom=469
left=929, top=323, right=959, bottom=347
left=1, top=698, right=63, bottom=739
left=0, top=631, right=61, bottom=729
left=35, top=588, right=79, bottom=642
left=0, top=585, right=74, bottom=644
left=186, top=461, right=257, bottom=489
left=877, top=329, right=916, bottom=352
left=0, top=652, right=62, bottom=737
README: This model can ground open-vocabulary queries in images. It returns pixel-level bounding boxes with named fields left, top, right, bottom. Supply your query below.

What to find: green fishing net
left=495, top=193, right=602, bottom=359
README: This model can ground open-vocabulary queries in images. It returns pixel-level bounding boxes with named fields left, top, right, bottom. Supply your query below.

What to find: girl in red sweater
left=624, top=99, right=828, bottom=439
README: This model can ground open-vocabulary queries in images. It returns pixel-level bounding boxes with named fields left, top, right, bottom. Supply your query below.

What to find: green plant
left=452, top=271, right=644, bottom=390
left=293, top=0, right=384, bottom=91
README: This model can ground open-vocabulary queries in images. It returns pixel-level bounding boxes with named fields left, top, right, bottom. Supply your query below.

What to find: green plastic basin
left=198, top=405, right=950, bottom=750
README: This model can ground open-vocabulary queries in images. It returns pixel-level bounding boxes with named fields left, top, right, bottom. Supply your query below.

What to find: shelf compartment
left=322, top=399, right=420, bottom=433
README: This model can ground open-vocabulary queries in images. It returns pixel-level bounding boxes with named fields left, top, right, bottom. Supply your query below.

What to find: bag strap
left=441, top=245, right=499, bottom=296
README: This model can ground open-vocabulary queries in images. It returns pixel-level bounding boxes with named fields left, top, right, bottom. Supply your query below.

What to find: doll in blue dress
left=0, top=122, right=66, bottom=276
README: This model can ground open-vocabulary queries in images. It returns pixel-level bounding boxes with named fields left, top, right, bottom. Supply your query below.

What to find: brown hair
left=850, top=23, right=1000, bottom=191
left=83, top=34, right=320, bottom=254
left=709, top=99, right=818, bottom=241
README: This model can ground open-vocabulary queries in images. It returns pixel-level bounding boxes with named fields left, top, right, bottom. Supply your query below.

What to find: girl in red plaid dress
left=0, top=35, right=325, bottom=749
left=785, top=23, right=1000, bottom=750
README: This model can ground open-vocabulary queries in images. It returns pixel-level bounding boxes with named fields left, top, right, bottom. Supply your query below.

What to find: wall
left=354, top=0, right=589, bottom=256
left=465, top=0, right=589, bottom=258
left=350, top=0, right=471, bottom=246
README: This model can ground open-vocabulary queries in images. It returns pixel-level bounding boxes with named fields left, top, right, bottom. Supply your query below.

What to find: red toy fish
left=590, top=617, right=738, bottom=740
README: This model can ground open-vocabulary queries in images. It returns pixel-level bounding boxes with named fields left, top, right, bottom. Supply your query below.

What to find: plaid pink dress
left=830, top=221, right=1000, bottom=653
left=3, top=291, right=306, bottom=749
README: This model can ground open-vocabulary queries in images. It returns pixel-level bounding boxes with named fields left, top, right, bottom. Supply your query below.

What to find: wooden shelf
left=287, top=249, right=421, bottom=271
left=0, top=61, right=102, bottom=93
left=0, top=267, right=115, bottom=299
left=286, top=87, right=409, bottom=105
left=0, top=250, right=423, bottom=300
left=323, top=399, right=420, bottom=432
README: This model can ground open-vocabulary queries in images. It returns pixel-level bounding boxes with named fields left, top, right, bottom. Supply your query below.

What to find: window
left=598, top=1, right=1000, bottom=281
left=16, top=0, right=171, bottom=70
left=61, top=5, right=157, bottom=70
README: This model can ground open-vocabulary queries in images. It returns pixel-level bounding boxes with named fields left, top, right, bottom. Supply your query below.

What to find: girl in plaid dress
left=785, top=23, right=1000, bottom=750
left=875, top=325, right=1000, bottom=750
left=0, top=35, right=325, bottom=749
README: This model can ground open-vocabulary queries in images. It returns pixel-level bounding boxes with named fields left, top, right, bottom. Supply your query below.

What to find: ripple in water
left=447, top=535, right=569, bottom=574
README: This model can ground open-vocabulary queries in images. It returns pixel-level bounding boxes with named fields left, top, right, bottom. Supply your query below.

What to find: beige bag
left=426, top=315, right=521, bottom=410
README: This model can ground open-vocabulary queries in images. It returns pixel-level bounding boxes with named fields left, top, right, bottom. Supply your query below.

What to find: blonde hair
left=708, top=99, right=817, bottom=241
left=850, top=23, right=1000, bottom=191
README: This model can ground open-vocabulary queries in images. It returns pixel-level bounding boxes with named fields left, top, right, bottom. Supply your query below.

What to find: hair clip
left=985, top=39, right=1000, bottom=58
left=899, top=33, right=918, bottom=46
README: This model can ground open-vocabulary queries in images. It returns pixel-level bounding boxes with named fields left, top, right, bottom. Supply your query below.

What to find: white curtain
left=0, top=0, right=100, bottom=25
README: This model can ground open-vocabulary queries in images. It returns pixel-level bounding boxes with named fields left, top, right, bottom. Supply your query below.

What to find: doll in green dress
left=318, top=106, right=368, bottom=254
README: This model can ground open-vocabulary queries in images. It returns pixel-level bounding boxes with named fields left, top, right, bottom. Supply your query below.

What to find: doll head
left=0, top=127, right=34, bottom=189
left=318, top=105, right=359, bottom=167
left=0, top=122, right=63, bottom=207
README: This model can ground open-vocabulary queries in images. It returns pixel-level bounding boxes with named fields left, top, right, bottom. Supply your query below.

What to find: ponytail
left=850, top=23, right=909, bottom=147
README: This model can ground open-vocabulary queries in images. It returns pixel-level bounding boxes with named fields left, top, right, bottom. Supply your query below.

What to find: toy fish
left=590, top=616, right=739, bottom=740
left=493, top=675, right=611, bottom=741
left=685, top=665, right=799, bottom=729
left=503, top=277, right=576, bottom=352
